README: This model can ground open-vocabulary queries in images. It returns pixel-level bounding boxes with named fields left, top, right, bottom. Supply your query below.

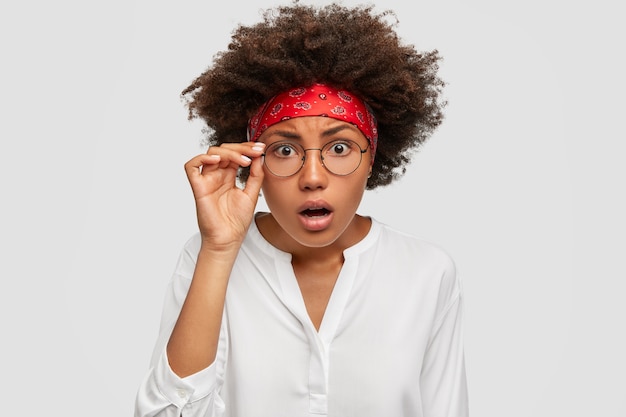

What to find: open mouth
left=301, top=208, right=331, bottom=217
left=297, top=202, right=334, bottom=231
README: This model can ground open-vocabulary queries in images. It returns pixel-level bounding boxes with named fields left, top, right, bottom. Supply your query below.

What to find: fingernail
left=241, top=155, right=252, bottom=162
left=252, top=145, right=265, bottom=152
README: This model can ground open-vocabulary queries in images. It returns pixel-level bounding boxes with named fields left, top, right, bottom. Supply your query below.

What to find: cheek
left=260, top=181, right=289, bottom=212
left=260, top=172, right=368, bottom=211
left=346, top=183, right=367, bottom=210
left=333, top=173, right=369, bottom=214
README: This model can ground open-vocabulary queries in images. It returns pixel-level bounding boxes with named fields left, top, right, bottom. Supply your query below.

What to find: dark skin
left=181, top=2, right=445, bottom=189
left=293, top=255, right=343, bottom=331
left=256, top=211, right=371, bottom=330
left=259, top=208, right=345, bottom=331
left=167, top=1, right=446, bottom=379
left=254, top=117, right=373, bottom=331
left=168, top=115, right=373, bottom=377
left=167, top=141, right=265, bottom=377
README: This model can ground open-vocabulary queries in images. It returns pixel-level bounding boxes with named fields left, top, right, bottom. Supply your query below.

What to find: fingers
left=208, top=141, right=265, bottom=162
left=184, top=154, right=220, bottom=178
left=244, top=156, right=265, bottom=199
left=184, top=142, right=265, bottom=178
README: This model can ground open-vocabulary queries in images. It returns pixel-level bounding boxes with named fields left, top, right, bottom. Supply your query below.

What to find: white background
left=1, top=0, right=624, bottom=415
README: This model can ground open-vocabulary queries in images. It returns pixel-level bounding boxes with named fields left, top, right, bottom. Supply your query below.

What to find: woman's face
left=258, top=116, right=372, bottom=250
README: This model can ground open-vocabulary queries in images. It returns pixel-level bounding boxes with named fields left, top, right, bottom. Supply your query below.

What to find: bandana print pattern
left=247, top=83, right=378, bottom=157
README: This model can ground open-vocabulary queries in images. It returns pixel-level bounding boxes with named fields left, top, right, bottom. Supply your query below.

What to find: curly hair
left=181, top=1, right=445, bottom=189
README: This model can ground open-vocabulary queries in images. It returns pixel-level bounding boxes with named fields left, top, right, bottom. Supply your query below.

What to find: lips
left=297, top=200, right=334, bottom=231
left=298, top=200, right=333, bottom=216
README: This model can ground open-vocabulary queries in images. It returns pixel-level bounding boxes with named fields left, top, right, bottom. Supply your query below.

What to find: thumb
left=243, top=156, right=265, bottom=200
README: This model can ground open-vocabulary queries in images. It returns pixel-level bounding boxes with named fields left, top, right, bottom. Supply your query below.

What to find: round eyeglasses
left=262, top=139, right=368, bottom=177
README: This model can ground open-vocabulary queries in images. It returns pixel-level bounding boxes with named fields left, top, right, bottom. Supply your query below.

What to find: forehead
left=259, top=116, right=364, bottom=140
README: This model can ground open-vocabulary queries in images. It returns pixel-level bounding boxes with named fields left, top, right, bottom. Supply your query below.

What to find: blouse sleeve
left=420, top=258, right=469, bottom=417
left=134, top=234, right=227, bottom=417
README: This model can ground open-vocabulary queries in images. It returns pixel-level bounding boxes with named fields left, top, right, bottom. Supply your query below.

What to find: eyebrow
left=267, top=124, right=358, bottom=140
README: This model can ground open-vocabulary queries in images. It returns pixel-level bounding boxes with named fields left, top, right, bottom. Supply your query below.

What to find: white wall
left=1, top=0, right=624, bottom=415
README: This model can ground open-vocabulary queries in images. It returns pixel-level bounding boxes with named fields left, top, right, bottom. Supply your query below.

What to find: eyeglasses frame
left=261, top=139, right=369, bottom=177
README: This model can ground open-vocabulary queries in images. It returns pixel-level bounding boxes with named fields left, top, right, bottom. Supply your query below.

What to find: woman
left=135, top=3, right=468, bottom=416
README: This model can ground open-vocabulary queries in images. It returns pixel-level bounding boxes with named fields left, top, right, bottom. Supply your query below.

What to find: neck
left=255, top=213, right=371, bottom=266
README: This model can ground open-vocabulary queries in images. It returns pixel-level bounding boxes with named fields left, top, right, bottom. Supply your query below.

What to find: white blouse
left=135, top=217, right=468, bottom=417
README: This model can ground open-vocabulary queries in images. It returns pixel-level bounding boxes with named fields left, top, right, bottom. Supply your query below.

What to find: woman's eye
left=329, top=142, right=350, bottom=155
left=272, top=144, right=298, bottom=157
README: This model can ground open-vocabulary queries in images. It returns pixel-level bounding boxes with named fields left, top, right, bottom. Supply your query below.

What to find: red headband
left=247, top=83, right=378, bottom=155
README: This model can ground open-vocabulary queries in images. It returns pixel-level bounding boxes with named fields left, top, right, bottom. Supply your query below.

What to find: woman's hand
left=184, top=141, right=266, bottom=251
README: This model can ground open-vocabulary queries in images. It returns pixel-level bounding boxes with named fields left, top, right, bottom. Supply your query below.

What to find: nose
left=298, top=149, right=328, bottom=190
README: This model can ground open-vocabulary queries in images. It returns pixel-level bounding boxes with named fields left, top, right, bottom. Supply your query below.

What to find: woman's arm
left=167, top=141, right=265, bottom=377
left=166, top=245, right=238, bottom=377
left=135, top=142, right=265, bottom=417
